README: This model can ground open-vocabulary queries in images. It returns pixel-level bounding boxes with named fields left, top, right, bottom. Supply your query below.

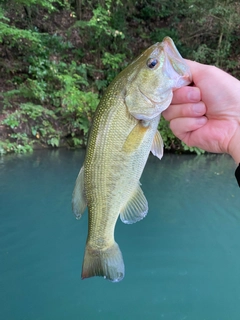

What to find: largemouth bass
left=72, top=37, right=192, bottom=282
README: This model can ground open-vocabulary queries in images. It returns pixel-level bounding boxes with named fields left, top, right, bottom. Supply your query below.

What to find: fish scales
left=86, top=86, right=145, bottom=246
left=72, top=37, right=192, bottom=282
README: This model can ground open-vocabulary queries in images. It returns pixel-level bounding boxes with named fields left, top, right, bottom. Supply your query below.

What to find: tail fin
left=81, top=242, right=125, bottom=283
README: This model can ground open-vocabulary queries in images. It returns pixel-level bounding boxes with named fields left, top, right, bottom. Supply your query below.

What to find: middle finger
left=163, top=102, right=206, bottom=121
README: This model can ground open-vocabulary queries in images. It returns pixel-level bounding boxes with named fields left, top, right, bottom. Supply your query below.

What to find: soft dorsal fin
left=151, top=130, right=164, bottom=160
left=123, top=122, right=148, bottom=153
left=120, top=184, right=148, bottom=224
left=72, top=165, right=87, bottom=219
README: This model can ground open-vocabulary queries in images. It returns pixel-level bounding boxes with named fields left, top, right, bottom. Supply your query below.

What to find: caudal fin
left=81, top=242, right=125, bottom=282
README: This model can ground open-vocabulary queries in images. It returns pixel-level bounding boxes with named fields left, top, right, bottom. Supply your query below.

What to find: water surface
left=1, top=150, right=240, bottom=320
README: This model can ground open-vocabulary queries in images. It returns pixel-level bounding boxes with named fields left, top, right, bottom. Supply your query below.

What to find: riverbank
left=1, top=1, right=239, bottom=155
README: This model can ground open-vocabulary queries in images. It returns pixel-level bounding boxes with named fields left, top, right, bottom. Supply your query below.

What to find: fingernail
left=192, top=103, right=205, bottom=115
left=188, top=88, right=200, bottom=102
left=197, top=116, right=207, bottom=125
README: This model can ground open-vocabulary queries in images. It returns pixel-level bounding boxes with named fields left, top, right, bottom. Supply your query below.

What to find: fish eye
left=147, top=58, right=159, bottom=69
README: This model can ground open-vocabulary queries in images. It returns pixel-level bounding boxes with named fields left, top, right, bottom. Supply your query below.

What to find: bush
left=1, top=0, right=239, bottom=154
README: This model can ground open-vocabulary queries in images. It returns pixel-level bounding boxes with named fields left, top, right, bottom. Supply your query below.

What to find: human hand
left=162, top=60, right=240, bottom=163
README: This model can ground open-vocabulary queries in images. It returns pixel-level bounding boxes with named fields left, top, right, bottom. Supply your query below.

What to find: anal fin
left=120, top=184, right=148, bottom=224
left=72, top=165, right=87, bottom=219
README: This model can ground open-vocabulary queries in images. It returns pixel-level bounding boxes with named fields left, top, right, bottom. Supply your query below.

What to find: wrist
left=228, top=126, right=240, bottom=164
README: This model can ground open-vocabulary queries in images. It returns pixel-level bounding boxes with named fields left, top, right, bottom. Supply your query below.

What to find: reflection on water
left=1, top=150, right=240, bottom=320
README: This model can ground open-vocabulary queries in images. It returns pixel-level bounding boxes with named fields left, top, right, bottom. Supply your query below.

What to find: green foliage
left=2, top=0, right=61, bottom=11
left=2, top=102, right=60, bottom=148
left=73, top=0, right=127, bottom=74
left=77, top=2, right=125, bottom=39
left=0, top=132, right=33, bottom=155
left=101, top=52, right=126, bottom=82
left=0, top=11, right=40, bottom=45
left=159, top=118, right=204, bottom=155
left=1, top=0, right=239, bottom=155
left=179, top=0, right=240, bottom=72
left=158, top=118, right=179, bottom=151
left=57, top=65, right=99, bottom=142
left=2, top=55, right=100, bottom=149
left=181, top=142, right=205, bottom=156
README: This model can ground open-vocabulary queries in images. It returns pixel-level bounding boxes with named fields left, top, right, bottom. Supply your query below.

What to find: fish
left=72, top=37, right=192, bottom=282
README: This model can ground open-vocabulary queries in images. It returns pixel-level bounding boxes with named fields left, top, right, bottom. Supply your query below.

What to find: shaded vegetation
left=0, top=0, right=240, bottom=155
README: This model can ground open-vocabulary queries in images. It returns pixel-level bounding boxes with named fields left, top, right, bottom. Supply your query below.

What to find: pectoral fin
left=151, top=130, right=164, bottom=160
left=123, top=122, right=148, bottom=153
left=72, top=165, right=87, bottom=219
left=120, top=184, right=148, bottom=224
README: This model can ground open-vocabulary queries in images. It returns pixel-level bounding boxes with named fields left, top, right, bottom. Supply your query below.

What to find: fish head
left=125, top=37, right=192, bottom=121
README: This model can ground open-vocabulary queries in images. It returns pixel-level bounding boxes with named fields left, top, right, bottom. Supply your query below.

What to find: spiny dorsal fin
left=151, top=130, right=164, bottom=160
left=72, top=165, right=87, bottom=219
left=120, top=184, right=148, bottom=224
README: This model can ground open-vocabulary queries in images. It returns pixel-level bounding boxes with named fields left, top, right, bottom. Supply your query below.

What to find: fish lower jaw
left=133, top=90, right=172, bottom=121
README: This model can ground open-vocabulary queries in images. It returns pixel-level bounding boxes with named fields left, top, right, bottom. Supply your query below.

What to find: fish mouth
left=134, top=87, right=172, bottom=121
left=161, top=37, right=192, bottom=87
left=139, top=87, right=171, bottom=106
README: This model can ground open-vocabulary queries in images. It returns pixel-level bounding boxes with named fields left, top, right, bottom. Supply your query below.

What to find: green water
left=1, top=150, right=240, bottom=320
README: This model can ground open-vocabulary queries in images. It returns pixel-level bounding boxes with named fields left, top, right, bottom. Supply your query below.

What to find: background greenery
left=0, top=0, right=239, bottom=155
